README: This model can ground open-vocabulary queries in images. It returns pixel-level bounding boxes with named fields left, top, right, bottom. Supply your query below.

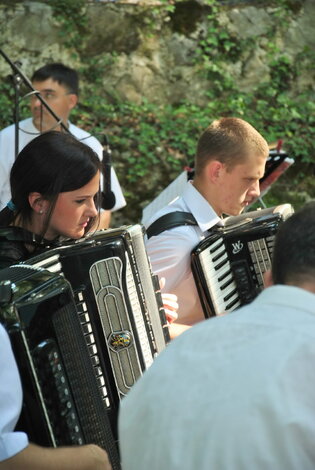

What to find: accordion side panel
left=90, top=256, right=148, bottom=397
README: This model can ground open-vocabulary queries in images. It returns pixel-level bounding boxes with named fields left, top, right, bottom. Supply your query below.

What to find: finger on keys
left=159, top=276, right=166, bottom=290
left=164, top=308, right=179, bottom=323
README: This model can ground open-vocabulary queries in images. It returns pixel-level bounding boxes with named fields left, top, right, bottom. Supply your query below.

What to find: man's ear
left=263, top=269, right=273, bottom=288
left=205, top=160, right=224, bottom=183
left=68, top=93, right=78, bottom=111
left=28, top=192, right=49, bottom=215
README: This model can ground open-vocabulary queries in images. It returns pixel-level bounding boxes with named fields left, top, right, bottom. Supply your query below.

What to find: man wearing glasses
left=0, top=63, right=126, bottom=228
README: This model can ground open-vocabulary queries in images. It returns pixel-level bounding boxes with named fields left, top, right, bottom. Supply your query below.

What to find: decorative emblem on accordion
left=109, top=331, right=133, bottom=351
left=231, top=240, right=244, bottom=255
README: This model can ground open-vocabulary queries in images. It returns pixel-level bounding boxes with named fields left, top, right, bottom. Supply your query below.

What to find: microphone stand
left=0, top=48, right=70, bottom=159
left=11, top=68, right=22, bottom=159
left=101, top=134, right=116, bottom=211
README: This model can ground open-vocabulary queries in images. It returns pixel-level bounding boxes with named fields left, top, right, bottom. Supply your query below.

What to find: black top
left=0, top=227, right=61, bottom=270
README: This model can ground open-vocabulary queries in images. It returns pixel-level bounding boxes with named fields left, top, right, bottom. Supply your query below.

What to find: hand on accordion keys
left=159, top=277, right=179, bottom=324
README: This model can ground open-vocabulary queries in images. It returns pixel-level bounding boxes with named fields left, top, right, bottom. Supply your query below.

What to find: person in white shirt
left=145, top=117, right=269, bottom=337
left=0, top=321, right=112, bottom=470
left=119, top=201, right=315, bottom=470
left=0, top=63, right=126, bottom=228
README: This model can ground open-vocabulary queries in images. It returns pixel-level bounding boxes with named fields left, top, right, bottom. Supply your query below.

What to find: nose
left=31, top=94, right=43, bottom=108
left=248, top=180, right=260, bottom=198
left=86, top=198, right=98, bottom=218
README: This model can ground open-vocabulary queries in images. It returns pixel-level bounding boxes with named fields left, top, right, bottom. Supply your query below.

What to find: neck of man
left=32, top=118, right=69, bottom=134
left=286, top=280, right=315, bottom=295
left=192, top=177, right=223, bottom=217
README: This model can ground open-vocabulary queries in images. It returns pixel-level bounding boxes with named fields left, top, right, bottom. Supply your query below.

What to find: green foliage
left=49, top=0, right=87, bottom=50
left=0, top=79, right=30, bottom=130
left=196, top=19, right=249, bottom=70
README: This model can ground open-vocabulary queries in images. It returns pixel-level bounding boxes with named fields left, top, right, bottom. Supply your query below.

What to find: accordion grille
left=52, top=301, right=120, bottom=469
left=90, top=256, right=153, bottom=397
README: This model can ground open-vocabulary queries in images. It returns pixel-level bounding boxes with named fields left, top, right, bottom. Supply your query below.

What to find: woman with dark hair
left=0, top=130, right=179, bottom=323
left=0, top=131, right=113, bottom=469
left=0, top=130, right=102, bottom=269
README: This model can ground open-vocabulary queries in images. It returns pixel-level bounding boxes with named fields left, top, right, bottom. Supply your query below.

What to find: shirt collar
left=28, top=118, right=71, bottom=133
left=254, top=285, right=315, bottom=315
left=182, top=181, right=222, bottom=232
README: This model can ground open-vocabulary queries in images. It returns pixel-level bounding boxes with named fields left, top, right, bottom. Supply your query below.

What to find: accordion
left=0, top=265, right=121, bottom=469
left=0, top=224, right=169, bottom=470
left=191, top=204, right=294, bottom=318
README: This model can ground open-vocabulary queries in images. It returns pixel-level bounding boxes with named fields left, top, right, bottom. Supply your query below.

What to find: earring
left=39, top=210, right=43, bottom=214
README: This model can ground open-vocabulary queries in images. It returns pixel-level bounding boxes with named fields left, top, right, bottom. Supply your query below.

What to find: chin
left=226, top=208, right=244, bottom=217
left=74, top=231, right=85, bottom=239
left=63, top=230, right=84, bottom=240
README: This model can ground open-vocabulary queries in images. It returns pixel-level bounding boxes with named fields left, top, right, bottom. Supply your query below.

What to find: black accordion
left=191, top=204, right=294, bottom=318
left=0, top=224, right=169, bottom=470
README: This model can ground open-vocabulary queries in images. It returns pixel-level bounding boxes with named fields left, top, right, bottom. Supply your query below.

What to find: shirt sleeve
left=0, top=129, right=14, bottom=211
left=0, top=324, right=29, bottom=462
left=145, top=227, right=194, bottom=293
left=109, top=166, right=126, bottom=212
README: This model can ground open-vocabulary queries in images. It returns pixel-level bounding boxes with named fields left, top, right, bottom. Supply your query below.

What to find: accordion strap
left=0, top=226, right=61, bottom=248
left=146, top=211, right=197, bottom=239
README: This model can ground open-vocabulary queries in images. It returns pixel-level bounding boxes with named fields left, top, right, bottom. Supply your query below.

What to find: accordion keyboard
left=192, top=204, right=294, bottom=318
left=198, top=236, right=241, bottom=315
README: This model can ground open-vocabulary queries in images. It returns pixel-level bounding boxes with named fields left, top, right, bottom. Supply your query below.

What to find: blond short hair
left=194, top=117, right=269, bottom=177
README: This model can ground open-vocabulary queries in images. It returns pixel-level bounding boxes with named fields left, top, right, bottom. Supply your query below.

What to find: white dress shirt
left=145, top=181, right=221, bottom=325
left=119, top=285, right=315, bottom=470
left=0, top=118, right=126, bottom=211
left=0, top=324, right=28, bottom=461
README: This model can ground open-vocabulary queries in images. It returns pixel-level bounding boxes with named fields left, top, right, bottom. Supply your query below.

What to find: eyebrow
left=36, top=88, right=56, bottom=93
left=74, top=193, right=98, bottom=198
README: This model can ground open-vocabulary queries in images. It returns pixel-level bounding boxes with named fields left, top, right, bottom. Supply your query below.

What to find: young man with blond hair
left=145, top=117, right=269, bottom=337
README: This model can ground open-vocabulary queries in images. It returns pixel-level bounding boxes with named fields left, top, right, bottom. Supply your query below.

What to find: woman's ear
left=263, top=269, right=273, bottom=288
left=28, top=192, right=49, bottom=215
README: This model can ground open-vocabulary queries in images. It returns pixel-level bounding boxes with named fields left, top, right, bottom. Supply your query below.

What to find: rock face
left=0, top=0, right=314, bottom=105
left=0, top=0, right=313, bottom=224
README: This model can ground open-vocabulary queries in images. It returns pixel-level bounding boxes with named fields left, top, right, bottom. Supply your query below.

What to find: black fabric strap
left=0, top=227, right=60, bottom=248
left=146, top=211, right=197, bottom=239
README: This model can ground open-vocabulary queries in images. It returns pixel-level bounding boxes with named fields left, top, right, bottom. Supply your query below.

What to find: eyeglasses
left=27, top=90, right=74, bottom=102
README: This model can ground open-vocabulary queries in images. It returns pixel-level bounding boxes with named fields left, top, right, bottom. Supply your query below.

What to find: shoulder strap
left=146, top=211, right=197, bottom=239
left=0, top=227, right=60, bottom=248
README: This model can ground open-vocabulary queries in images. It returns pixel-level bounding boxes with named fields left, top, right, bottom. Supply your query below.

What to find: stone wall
left=0, top=0, right=314, bottom=105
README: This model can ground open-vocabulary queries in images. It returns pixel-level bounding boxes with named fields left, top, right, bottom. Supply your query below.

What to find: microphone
left=101, top=134, right=116, bottom=210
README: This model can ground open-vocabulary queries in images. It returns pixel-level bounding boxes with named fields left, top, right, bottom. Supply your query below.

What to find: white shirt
left=0, top=118, right=126, bottom=212
left=119, top=285, right=315, bottom=470
left=145, top=181, right=221, bottom=325
left=0, top=324, right=28, bottom=461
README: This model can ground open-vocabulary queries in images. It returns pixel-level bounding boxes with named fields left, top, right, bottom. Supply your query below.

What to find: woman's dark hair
left=0, top=131, right=102, bottom=235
